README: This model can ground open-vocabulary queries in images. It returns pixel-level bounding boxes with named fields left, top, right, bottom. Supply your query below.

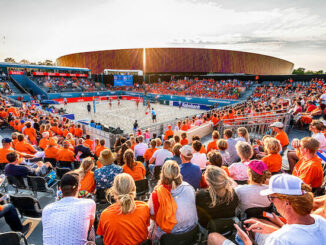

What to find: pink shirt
left=229, top=161, right=250, bottom=181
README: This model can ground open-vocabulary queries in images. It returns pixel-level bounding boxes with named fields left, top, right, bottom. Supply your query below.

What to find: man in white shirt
left=42, top=173, right=96, bottom=245
left=149, top=140, right=172, bottom=173
left=223, top=129, right=239, bottom=163
left=134, top=135, right=148, bottom=159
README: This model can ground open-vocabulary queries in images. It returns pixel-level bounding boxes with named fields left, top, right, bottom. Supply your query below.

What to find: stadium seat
left=7, top=176, right=28, bottom=193
left=139, top=239, right=152, bottom=245
left=159, top=225, right=199, bottom=245
left=135, top=179, right=149, bottom=201
left=207, top=217, right=237, bottom=239
left=58, top=161, right=73, bottom=169
left=0, top=232, right=28, bottom=245
left=44, top=158, right=57, bottom=168
left=244, top=204, right=275, bottom=220
left=26, top=176, right=58, bottom=197
left=9, top=194, right=42, bottom=219
left=0, top=163, right=7, bottom=173
left=95, top=188, right=113, bottom=204
left=234, top=180, right=247, bottom=185
left=56, top=167, right=70, bottom=179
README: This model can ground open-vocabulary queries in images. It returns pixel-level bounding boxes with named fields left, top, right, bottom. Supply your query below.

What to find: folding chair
left=206, top=217, right=237, bottom=239
left=57, top=161, right=73, bottom=169
left=9, top=194, right=42, bottom=219
left=159, top=225, right=199, bottom=245
left=44, top=158, right=57, bottom=168
left=139, top=239, right=152, bottom=245
left=0, top=231, right=28, bottom=245
left=135, top=179, right=149, bottom=201
left=26, top=176, right=58, bottom=197
left=7, top=176, right=28, bottom=193
left=56, top=167, right=70, bottom=179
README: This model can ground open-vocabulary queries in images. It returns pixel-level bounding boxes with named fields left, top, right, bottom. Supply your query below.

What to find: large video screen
left=114, top=75, right=133, bottom=86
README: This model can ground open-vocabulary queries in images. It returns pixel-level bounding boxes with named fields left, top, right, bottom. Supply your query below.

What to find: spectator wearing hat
left=235, top=160, right=271, bottom=217
left=149, top=141, right=173, bottom=173
left=270, top=122, right=289, bottom=150
left=179, top=145, right=201, bottom=190
left=209, top=174, right=326, bottom=245
left=42, top=172, right=96, bottom=245
left=163, top=125, right=174, bottom=140
left=94, top=149, right=122, bottom=189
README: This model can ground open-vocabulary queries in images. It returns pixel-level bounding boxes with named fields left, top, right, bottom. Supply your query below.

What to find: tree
left=292, top=67, right=305, bottom=75
left=37, top=61, right=45, bottom=65
left=4, top=57, right=16, bottom=63
left=44, top=60, right=54, bottom=66
left=20, top=59, right=30, bottom=64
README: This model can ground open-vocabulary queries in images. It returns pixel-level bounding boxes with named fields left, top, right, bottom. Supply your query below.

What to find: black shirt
left=74, top=144, right=93, bottom=159
left=5, top=164, right=37, bottom=177
left=196, top=189, right=239, bottom=227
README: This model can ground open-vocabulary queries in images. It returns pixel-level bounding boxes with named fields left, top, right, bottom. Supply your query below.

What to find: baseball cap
left=248, top=160, right=268, bottom=175
left=270, top=122, right=284, bottom=128
left=180, top=145, right=193, bottom=158
left=1, top=138, right=12, bottom=143
left=260, top=174, right=306, bottom=196
left=60, top=173, right=79, bottom=189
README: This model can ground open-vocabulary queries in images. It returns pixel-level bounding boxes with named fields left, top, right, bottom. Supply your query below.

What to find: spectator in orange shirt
left=270, top=122, right=289, bottom=150
left=11, top=132, right=18, bottom=149
left=74, top=124, right=83, bottom=138
left=95, top=139, right=107, bottom=158
left=66, top=133, right=75, bottom=147
left=292, top=137, right=323, bottom=189
left=75, top=157, right=96, bottom=193
left=192, top=135, right=206, bottom=154
left=143, top=140, right=158, bottom=164
left=39, top=132, right=50, bottom=151
left=97, top=173, right=150, bottom=245
left=262, top=137, right=283, bottom=174
left=57, top=141, right=75, bottom=162
left=207, top=130, right=220, bottom=153
left=15, top=134, right=38, bottom=155
left=84, top=135, right=93, bottom=150
left=163, top=125, right=174, bottom=140
left=45, top=138, right=60, bottom=160
left=180, top=132, right=188, bottom=146
left=122, top=149, right=146, bottom=181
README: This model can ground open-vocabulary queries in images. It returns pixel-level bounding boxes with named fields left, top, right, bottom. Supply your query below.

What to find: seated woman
left=75, top=157, right=96, bottom=194
left=207, top=150, right=229, bottom=176
left=299, top=104, right=323, bottom=127
left=235, top=160, right=271, bottom=218
left=196, top=165, right=239, bottom=228
left=148, top=160, right=198, bottom=241
left=94, top=149, right=122, bottom=189
left=97, top=173, right=150, bottom=245
left=191, top=140, right=207, bottom=170
left=122, top=149, right=146, bottom=181
left=261, top=138, right=283, bottom=174
left=217, top=139, right=230, bottom=166
left=235, top=127, right=250, bottom=143
left=228, top=141, right=253, bottom=184
left=165, top=143, right=183, bottom=165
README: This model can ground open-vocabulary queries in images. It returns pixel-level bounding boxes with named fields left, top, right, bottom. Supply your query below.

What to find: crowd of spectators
left=0, top=79, right=326, bottom=244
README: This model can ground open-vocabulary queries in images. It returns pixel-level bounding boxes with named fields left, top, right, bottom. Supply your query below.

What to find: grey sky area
left=0, top=0, right=325, bottom=70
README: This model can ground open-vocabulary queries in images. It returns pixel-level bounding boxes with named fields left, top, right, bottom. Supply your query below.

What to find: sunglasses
left=267, top=195, right=278, bottom=202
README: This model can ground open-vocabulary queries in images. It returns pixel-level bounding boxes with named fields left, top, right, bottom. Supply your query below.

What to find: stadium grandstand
left=2, top=52, right=326, bottom=245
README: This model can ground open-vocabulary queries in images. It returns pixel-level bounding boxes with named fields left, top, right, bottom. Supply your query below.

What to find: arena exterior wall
left=57, top=48, right=294, bottom=75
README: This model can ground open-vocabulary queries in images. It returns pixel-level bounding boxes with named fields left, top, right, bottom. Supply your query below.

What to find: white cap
left=260, top=174, right=306, bottom=196
left=270, top=122, right=284, bottom=128
left=180, top=145, right=193, bottom=158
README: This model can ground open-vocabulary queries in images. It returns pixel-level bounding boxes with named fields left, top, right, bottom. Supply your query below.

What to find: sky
left=1, top=0, right=326, bottom=71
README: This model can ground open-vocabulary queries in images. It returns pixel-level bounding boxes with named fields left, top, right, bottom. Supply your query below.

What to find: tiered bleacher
left=0, top=78, right=326, bottom=244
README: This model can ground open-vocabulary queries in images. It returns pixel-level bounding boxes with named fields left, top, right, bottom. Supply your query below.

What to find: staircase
left=11, top=75, right=48, bottom=99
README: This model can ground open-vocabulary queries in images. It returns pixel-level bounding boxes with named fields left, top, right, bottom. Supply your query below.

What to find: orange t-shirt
left=95, top=145, right=107, bottom=157
left=207, top=140, right=217, bottom=153
left=62, top=129, right=69, bottom=138
left=180, top=138, right=188, bottom=146
left=0, top=148, right=22, bottom=164
left=45, top=146, right=60, bottom=159
left=262, top=153, right=282, bottom=173
left=74, top=128, right=83, bottom=138
left=23, top=127, right=37, bottom=143
left=39, top=138, right=49, bottom=151
left=80, top=171, right=96, bottom=193
left=200, top=145, right=207, bottom=154
left=96, top=160, right=103, bottom=169
left=293, top=155, right=323, bottom=188
left=97, top=201, right=150, bottom=245
left=57, top=148, right=75, bottom=162
left=275, top=131, right=289, bottom=148
left=84, top=139, right=93, bottom=150
left=122, top=161, right=146, bottom=181
left=144, top=148, right=158, bottom=162
left=164, top=129, right=174, bottom=140
left=15, top=141, right=36, bottom=155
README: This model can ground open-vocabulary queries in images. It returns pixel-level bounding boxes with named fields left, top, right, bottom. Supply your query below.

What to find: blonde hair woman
left=236, top=127, right=249, bottom=143
left=262, top=137, right=282, bottom=173
left=196, top=165, right=238, bottom=228
left=94, top=149, right=122, bottom=190
left=148, top=160, right=198, bottom=241
left=97, top=173, right=150, bottom=245
left=75, top=157, right=96, bottom=193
